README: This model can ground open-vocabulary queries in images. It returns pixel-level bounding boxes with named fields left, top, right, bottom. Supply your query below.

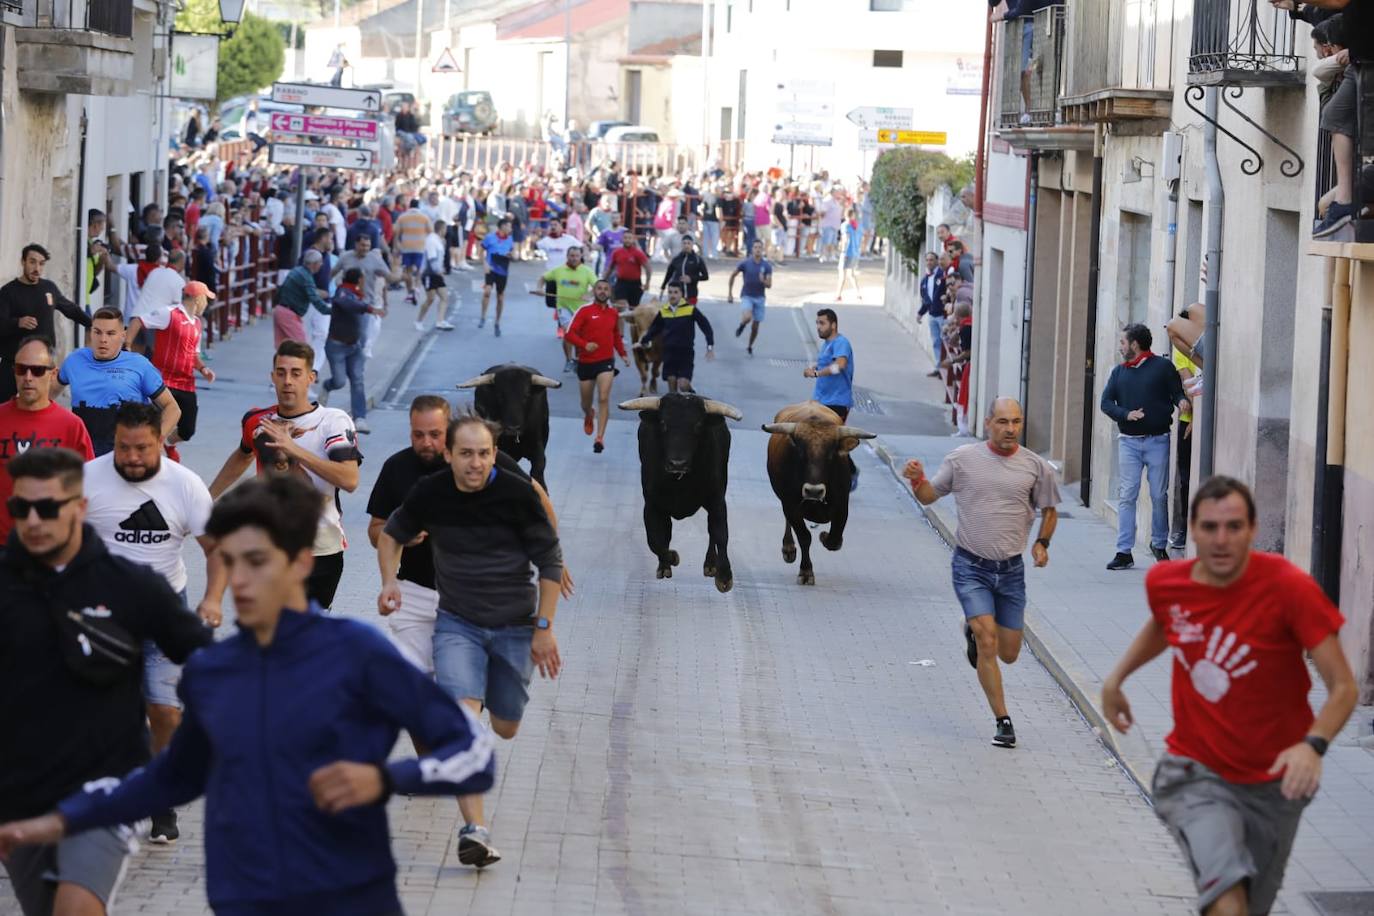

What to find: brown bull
left=623, top=304, right=663, bottom=396
left=763, top=401, right=876, bottom=585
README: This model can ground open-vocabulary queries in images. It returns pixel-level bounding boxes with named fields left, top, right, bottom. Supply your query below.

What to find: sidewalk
left=786, top=285, right=1374, bottom=916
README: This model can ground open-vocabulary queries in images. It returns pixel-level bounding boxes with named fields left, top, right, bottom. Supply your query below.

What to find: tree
left=176, top=0, right=285, bottom=103
left=869, top=149, right=975, bottom=272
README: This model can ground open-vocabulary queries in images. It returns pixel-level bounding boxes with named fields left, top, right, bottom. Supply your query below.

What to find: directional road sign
left=269, top=113, right=379, bottom=142
left=875, top=129, right=948, bottom=146
left=270, top=82, right=381, bottom=112
left=269, top=143, right=376, bottom=171
left=857, top=129, right=897, bottom=152
left=773, top=79, right=834, bottom=146
left=846, top=107, right=914, bottom=131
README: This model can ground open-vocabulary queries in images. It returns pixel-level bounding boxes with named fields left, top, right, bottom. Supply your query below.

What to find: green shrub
left=870, top=149, right=974, bottom=272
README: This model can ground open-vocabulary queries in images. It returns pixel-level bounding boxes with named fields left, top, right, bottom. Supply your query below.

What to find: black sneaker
left=1106, top=552, right=1134, bottom=571
left=1150, top=546, right=1169, bottom=562
left=149, top=811, right=179, bottom=844
left=964, top=624, right=977, bottom=669
left=735, top=322, right=747, bottom=338
left=1168, top=535, right=1185, bottom=550
left=457, top=824, right=501, bottom=868
left=593, top=439, right=605, bottom=454
left=746, top=346, right=753, bottom=356
left=992, top=717, right=1016, bottom=748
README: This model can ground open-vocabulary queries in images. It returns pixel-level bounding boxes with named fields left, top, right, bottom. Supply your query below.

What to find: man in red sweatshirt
left=563, top=279, right=629, bottom=453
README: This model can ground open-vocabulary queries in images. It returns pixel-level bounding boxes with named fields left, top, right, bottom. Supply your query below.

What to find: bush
left=869, top=149, right=975, bottom=272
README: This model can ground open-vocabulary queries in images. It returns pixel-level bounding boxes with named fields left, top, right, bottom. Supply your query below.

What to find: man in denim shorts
left=904, top=398, right=1059, bottom=748
left=727, top=239, right=773, bottom=356
left=377, top=413, right=563, bottom=869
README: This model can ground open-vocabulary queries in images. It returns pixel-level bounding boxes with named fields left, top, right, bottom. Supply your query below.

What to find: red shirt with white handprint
left=1146, top=553, right=1343, bottom=783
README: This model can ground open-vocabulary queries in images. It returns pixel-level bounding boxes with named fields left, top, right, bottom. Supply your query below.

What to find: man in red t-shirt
left=564, top=280, right=628, bottom=453
left=0, top=336, right=94, bottom=541
left=142, top=280, right=216, bottom=461
left=1102, top=476, right=1357, bottom=916
left=603, top=233, right=650, bottom=309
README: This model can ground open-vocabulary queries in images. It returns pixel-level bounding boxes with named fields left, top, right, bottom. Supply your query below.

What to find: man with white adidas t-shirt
left=83, top=401, right=222, bottom=846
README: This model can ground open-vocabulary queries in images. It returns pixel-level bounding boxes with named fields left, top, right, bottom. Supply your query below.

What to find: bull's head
left=761, top=420, right=875, bottom=501
left=457, top=364, right=560, bottom=441
left=620, top=393, right=742, bottom=477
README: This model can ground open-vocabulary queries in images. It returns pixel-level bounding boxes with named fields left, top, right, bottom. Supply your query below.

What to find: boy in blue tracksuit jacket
left=0, top=474, right=494, bottom=916
left=637, top=281, right=714, bottom=392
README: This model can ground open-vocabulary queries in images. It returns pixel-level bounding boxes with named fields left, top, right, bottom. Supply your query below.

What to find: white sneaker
left=414, top=321, right=425, bottom=331
left=435, top=320, right=455, bottom=330
left=318, top=387, right=331, bottom=407
left=354, top=417, right=371, bottom=434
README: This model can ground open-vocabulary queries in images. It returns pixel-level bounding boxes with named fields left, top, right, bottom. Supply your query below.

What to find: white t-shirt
left=424, top=232, right=446, bottom=274
left=116, top=263, right=142, bottom=315
left=136, top=267, right=185, bottom=322
left=83, top=452, right=213, bottom=593
left=537, top=233, right=580, bottom=263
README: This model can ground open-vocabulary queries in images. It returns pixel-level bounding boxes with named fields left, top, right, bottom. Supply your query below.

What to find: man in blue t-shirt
left=726, top=240, right=773, bottom=356
left=804, top=307, right=859, bottom=489
left=479, top=218, right=515, bottom=336
left=59, top=308, right=181, bottom=455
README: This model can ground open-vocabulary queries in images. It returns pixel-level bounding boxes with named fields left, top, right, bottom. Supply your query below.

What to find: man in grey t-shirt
left=331, top=234, right=400, bottom=358
left=904, top=397, right=1059, bottom=749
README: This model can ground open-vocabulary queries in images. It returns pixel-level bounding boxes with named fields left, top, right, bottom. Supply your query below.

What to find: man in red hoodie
left=563, top=279, right=628, bottom=453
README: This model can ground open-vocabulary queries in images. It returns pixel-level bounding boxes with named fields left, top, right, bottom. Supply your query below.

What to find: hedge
left=870, top=148, right=975, bottom=273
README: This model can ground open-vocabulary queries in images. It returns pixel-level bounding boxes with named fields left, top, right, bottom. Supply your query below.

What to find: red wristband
left=910, top=476, right=926, bottom=492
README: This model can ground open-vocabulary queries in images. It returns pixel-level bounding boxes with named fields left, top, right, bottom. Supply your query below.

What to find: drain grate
left=768, top=358, right=808, bottom=368
left=851, top=386, right=884, bottom=416
left=1306, top=891, right=1374, bottom=916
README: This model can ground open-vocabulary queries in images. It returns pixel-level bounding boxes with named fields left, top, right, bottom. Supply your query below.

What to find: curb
left=369, top=329, right=431, bottom=410
left=867, top=438, right=1156, bottom=798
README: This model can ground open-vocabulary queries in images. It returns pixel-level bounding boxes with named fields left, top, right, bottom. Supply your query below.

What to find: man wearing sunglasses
left=0, top=446, right=210, bottom=916
left=0, top=336, right=93, bottom=544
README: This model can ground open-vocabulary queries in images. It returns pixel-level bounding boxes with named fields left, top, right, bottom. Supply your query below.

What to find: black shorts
left=824, top=404, right=851, bottom=421
left=170, top=386, right=198, bottom=440
left=662, top=350, right=694, bottom=380
left=425, top=272, right=446, bottom=291
left=613, top=279, right=643, bottom=306
left=485, top=271, right=508, bottom=294
left=306, top=551, right=344, bottom=610
left=576, top=359, right=616, bottom=382
left=545, top=278, right=558, bottom=309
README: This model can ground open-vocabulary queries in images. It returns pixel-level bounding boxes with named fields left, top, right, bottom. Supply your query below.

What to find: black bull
left=619, top=393, right=743, bottom=593
left=457, top=364, right=561, bottom=486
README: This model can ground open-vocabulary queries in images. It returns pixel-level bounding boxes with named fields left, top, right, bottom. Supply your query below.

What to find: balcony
left=1187, top=0, right=1302, bottom=88
left=1060, top=0, right=1173, bottom=124
left=15, top=0, right=135, bottom=95
left=996, top=6, right=1093, bottom=150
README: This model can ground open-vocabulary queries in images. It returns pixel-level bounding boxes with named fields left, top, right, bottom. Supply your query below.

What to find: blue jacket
left=918, top=267, right=947, bottom=317
left=59, top=607, right=495, bottom=915
left=640, top=302, right=715, bottom=353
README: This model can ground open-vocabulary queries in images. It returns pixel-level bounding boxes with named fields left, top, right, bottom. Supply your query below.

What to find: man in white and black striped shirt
left=904, top=397, right=1060, bottom=749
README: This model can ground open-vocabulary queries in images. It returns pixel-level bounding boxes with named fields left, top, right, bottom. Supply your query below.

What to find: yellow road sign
left=875, top=129, right=948, bottom=146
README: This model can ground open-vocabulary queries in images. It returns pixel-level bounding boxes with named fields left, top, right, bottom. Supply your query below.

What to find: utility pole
left=415, top=0, right=424, bottom=104
left=562, top=0, right=571, bottom=127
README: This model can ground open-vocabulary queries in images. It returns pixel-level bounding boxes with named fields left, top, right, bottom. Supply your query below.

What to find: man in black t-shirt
left=0, top=244, right=91, bottom=401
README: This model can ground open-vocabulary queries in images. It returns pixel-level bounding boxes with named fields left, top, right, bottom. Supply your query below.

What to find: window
left=872, top=50, right=903, bottom=68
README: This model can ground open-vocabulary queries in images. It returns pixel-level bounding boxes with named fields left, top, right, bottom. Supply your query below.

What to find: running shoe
left=992, top=716, right=1016, bottom=748
left=318, top=387, right=331, bottom=407
left=964, top=623, right=977, bottom=669
left=406, top=292, right=418, bottom=305
left=494, top=324, right=501, bottom=337
left=583, top=412, right=594, bottom=435
left=1106, top=552, right=1134, bottom=571
left=1313, top=202, right=1356, bottom=239
left=1168, top=535, right=1186, bottom=550
left=593, top=439, right=605, bottom=454
left=435, top=320, right=455, bottom=331
left=478, top=317, right=486, bottom=329
left=735, top=322, right=747, bottom=338
left=747, top=346, right=753, bottom=356
left=354, top=418, right=370, bottom=435
left=564, top=358, right=576, bottom=374
left=457, top=824, right=501, bottom=868
left=1150, top=546, right=1169, bottom=562
left=149, top=811, right=179, bottom=844
left=414, top=320, right=425, bottom=332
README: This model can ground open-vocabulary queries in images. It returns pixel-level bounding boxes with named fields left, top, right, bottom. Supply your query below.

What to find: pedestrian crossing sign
left=432, top=48, right=460, bottom=73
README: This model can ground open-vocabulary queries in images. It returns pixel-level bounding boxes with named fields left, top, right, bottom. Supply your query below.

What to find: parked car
left=602, top=125, right=661, bottom=144
left=442, top=91, right=499, bottom=136
left=587, top=119, right=630, bottom=140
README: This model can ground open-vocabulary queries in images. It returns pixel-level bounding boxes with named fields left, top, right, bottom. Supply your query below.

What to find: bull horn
left=455, top=373, right=495, bottom=389
left=761, top=422, right=798, bottom=435
left=618, top=397, right=661, bottom=412
left=835, top=426, right=878, bottom=440
left=703, top=399, right=743, bottom=420
left=530, top=374, right=562, bottom=389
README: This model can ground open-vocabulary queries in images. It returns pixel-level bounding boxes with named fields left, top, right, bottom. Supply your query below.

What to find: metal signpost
left=269, top=82, right=381, bottom=112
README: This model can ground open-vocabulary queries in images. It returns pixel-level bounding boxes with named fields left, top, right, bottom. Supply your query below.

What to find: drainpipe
left=73, top=106, right=89, bottom=347
left=1162, top=161, right=1179, bottom=318
left=1198, top=88, right=1223, bottom=478
left=1079, top=124, right=1104, bottom=507
left=1312, top=258, right=1349, bottom=602
left=1019, top=150, right=1039, bottom=443
left=974, top=15, right=994, bottom=218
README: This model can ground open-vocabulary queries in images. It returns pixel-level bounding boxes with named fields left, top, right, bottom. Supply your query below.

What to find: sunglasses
left=13, top=363, right=54, bottom=378
left=7, top=494, right=80, bottom=520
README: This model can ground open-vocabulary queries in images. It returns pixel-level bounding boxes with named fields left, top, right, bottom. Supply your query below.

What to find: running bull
left=457, top=363, right=561, bottom=487
left=763, top=401, right=876, bottom=586
left=619, top=392, right=743, bottom=592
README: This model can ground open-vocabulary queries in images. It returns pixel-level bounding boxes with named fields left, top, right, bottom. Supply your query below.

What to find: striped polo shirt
left=929, top=441, right=1061, bottom=561
left=394, top=210, right=431, bottom=254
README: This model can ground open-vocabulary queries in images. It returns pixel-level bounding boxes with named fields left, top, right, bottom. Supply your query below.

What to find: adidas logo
left=115, top=500, right=172, bottom=544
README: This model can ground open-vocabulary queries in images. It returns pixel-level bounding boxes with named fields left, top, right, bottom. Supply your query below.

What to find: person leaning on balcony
left=1101, top=323, right=1191, bottom=571
left=989, top=0, right=1056, bottom=126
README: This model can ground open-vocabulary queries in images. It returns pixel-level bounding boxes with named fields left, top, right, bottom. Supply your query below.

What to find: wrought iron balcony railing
left=997, top=4, right=1066, bottom=130
left=1188, top=0, right=1301, bottom=87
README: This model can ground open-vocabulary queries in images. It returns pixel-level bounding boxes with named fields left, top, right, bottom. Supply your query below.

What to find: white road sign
left=846, top=107, right=914, bottom=131
left=269, top=143, right=376, bottom=171
left=270, top=82, right=381, bottom=112
left=773, top=79, right=835, bottom=147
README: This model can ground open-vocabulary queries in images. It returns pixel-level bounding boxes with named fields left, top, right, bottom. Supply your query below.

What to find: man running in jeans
left=376, top=413, right=564, bottom=869
left=903, top=398, right=1059, bottom=748
left=82, top=402, right=224, bottom=846
left=727, top=239, right=772, bottom=356
left=1102, top=476, right=1357, bottom=916
left=565, top=279, right=629, bottom=453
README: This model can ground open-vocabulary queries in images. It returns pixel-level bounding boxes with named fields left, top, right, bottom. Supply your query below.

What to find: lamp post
left=219, top=0, right=245, bottom=26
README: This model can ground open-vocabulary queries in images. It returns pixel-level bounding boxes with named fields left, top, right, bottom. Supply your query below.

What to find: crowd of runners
left=0, top=144, right=1362, bottom=916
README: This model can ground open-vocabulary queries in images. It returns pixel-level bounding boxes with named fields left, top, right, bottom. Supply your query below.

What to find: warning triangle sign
left=432, top=48, right=460, bottom=73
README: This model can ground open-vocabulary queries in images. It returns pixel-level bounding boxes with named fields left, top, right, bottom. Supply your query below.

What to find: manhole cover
left=1306, top=891, right=1374, bottom=915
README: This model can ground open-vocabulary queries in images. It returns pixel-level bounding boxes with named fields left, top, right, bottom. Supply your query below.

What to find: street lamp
left=218, top=0, right=246, bottom=26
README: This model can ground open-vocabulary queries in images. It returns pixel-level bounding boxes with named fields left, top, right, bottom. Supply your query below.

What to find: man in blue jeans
left=320, top=268, right=382, bottom=435
left=376, top=413, right=563, bottom=869
left=903, top=398, right=1059, bottom=749
left=1100, top=322, right=1189, bottom=570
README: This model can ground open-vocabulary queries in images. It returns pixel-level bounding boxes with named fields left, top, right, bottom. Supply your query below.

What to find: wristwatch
left=1303, top=735, right=1329, bottom=756
left=1035, top=537, right=1052, bottom=549
left=535, top=617, right=552, bottom=631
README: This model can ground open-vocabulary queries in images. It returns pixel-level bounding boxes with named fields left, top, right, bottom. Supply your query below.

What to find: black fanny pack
left=43, top=590, right=141, bottom=686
